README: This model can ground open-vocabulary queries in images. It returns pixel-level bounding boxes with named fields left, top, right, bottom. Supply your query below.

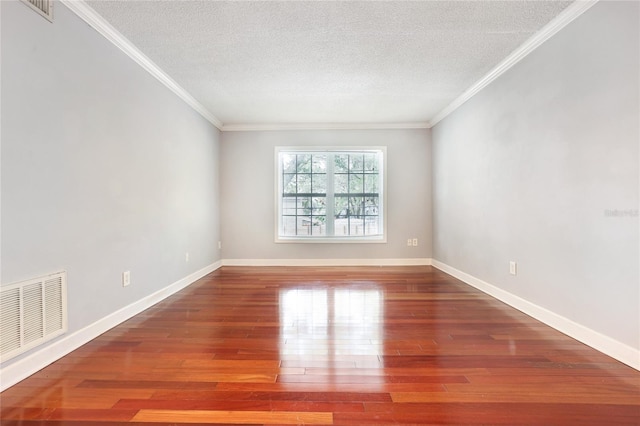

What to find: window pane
left=297, top=154, right=311, bottom=173
left=364, top=217, right=379, bottom=235
left=334, top=174, right=348, bottom=194
left=311, top=223, right=327, bottom=237
left=349, top=217, right=365, bottom=235
left=312, top=196, right=326, bottom=237
left=364, top=174, right=378, bottom=193
left=299, top=216, right=312, bottom=235
left=282, top=216, right=297, bottom=236
left=349, top=174, right=363, bottom=193
left=283, top=174, right=297, bottom=194
left=312, top=174, right=326, bottom=194
left=297, top=197, right=311, bottom=215
left=349, top=155, right=364, bottom=172
left=334, top=154, right=349, bottom=173
left=297, top=174, right=311, bottom=193
left=282, top=197, right=297, bottom=215
left=364, top=153, right=378, bottom=172
left=334, top=217, right=348, bottom=236
left=364, top=196, right=378, bottom=215
left=310, top=217, right=326, bottom=236
left=312, top=155, right=327, bottom=173
left=335, top=196, right=348, bottom=218
left=312, top=197, right=326, bottom=214
left=349, top=196, right=364, bottom=217
left=282, top=154, right=297, bottom=173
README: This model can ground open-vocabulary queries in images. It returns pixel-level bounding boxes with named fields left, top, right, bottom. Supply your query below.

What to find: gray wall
left=432, top=1, right=639, bottom=349
left=1, top=1, right=221, bottom=366
left=221, top=129, right=432, bottom=261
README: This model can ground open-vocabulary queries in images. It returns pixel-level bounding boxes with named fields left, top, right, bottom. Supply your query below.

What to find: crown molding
left=429, top=0, right=599, bottom=127
left=59, top=0, right=428, bottom=133
left=222, top=122, right=432, bottom=132
left=61, top=0, right=598, bottom=133
left=60, top=0, right=224, bottom=130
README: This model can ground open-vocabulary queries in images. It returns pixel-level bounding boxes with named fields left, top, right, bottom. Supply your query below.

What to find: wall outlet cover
left=122, top=271, right=131, bottom=287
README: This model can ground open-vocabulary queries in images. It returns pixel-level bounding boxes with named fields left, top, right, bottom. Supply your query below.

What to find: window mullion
left=295, top=155, right=300, bottom=236
left=326, top=154, right=335, bottom=236
left=310, top=154, right=314, bottom=235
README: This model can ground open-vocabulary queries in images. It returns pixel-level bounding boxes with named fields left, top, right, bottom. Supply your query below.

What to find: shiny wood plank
left=391, top=390, right=640, bottom=404
left=44, top=408, right=139, bottom=422
left=352, top=403, right=640, bottom=425
left=132, top=409, right=333, bottom=424
left=1, top=266, right=638, bottom=425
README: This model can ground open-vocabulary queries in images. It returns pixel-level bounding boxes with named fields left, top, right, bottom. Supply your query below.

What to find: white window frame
left=275, top=146, right=387, bottom=243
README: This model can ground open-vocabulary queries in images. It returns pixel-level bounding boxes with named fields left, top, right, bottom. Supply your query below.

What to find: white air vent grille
left=21, top=0, right=53, bottom=22
left=0, top=271, right=67, bottom=362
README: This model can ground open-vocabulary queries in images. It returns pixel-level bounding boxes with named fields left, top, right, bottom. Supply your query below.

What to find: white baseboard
left=221, top=258, right=432, bottom=267
left=431, top=260, right=640, bottom=371
left=7, top=258, right=632, bottom=392
left=0, top=261, right=222, bottom=392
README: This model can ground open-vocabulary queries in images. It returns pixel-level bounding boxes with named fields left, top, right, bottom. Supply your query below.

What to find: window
left=276, top=147, right=386, bottom=242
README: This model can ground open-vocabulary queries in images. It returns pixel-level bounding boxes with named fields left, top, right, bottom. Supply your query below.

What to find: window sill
left=275, top=236, right=387, bottom=244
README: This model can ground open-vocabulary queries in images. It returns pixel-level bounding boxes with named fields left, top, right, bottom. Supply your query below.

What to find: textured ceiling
left=85, top=0, right=573, bottom=127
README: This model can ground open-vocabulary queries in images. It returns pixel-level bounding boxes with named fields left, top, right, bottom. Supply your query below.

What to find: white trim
left=0, top=261, right=222, bottom=392
left=274, top=147, right=387, bottom=244
left=60, top=0, right=223, bottom=130
left=58, top=0, right=597, bottom=133
left=429, top=0, right=599, bottom=127
left=275, top=237, right=386, bottom=244
left=221, top=258, right=432, bottom=267
left=222, top=122, right=431, bottom=132
left=431, top=260, right=640, bottom=371
left=59, top=2, right=431, bottom=132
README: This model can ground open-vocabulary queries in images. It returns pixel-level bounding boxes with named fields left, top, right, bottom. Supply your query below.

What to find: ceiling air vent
left=0, top=271, right=67, bottom=362
left=21, top=0, right=53, bottom=22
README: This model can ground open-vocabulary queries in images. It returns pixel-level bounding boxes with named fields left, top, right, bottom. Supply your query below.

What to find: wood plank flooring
left=1, top=266, right=639, bottom=424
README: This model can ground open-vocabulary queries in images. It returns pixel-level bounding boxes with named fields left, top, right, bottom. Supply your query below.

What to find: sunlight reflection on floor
left=279, top=286, right=384, bottom=358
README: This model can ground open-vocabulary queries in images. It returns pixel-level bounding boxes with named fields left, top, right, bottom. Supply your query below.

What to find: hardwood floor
left=1, top=266, right=639, bottom=425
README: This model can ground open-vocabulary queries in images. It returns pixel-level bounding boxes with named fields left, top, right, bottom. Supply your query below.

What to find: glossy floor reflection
left=1, top=266, right=639, bottom=425
left=280, top=286, right=383, bottom=355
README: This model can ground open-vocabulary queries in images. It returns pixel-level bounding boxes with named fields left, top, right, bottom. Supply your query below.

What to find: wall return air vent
left=21, top=0, right=53, bottom=22
left=0, top=271, right=67, bottom=362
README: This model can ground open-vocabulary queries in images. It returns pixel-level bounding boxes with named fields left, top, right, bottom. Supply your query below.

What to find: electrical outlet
left=185, top=252, right=190, bottom=262
left=218, top=241, right=222, bottom=250
left=509, top=261, right=517, bottom=276
left=407, top=238, right=412, bottom=246
left=412, top=238, right=418, bottom=246
left=122, top=271, right=131, bottom=287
